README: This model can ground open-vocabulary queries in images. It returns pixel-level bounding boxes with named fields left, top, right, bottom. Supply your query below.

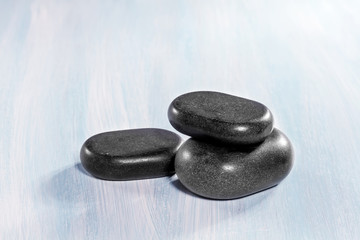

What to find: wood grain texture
left=1, top=0, right=360, bottom=239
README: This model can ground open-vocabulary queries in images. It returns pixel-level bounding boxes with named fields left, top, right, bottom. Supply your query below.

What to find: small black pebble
left=168, top=91, right=274, bottom=145
left=80, top=128, right=182, bottom=180
left=175, top=128, right=294, bottom=200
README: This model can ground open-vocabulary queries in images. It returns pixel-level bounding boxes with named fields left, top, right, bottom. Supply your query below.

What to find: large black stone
left=80, top=128, right=182, bottom=180
left=175, top=128, right=294, bottom=200
left=168, top=91, right=274, bottom=145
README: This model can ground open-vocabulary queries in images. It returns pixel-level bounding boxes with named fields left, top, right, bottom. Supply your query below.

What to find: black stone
left=80, top=128, right=182, bottom=180
left=168, top=91, right=274, bottom=145
left=175, top=128, right=293, bottom=200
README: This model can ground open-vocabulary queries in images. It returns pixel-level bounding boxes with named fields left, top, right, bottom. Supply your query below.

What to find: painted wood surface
left=1, top=0, right=360, bottom=239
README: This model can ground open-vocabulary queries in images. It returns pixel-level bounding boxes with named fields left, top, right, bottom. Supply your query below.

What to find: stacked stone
left=168, top=91, right=294, bottom=199
left=80, top=91, right=293, bottom=200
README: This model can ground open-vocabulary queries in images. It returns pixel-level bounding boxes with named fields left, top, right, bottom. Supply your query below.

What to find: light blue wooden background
left=1, top=0, right=360, bottom=239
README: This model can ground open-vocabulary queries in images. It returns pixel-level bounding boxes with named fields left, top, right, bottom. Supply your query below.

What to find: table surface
left=1, top=0, right=360, bottom=239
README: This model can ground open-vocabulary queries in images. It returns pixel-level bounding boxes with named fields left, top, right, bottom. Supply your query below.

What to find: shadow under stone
left=39, top=163, right=99, bottom=205
left=170, top=177, right=277, bottom=202
left=75, top=162, right=93, bottom=177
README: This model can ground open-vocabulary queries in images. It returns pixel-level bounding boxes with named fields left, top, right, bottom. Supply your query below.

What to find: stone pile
left=80, top=91, right=294, bottom=200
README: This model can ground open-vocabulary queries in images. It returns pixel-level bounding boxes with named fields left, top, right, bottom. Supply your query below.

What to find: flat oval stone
left=80, top=128, right=182, bottom=180
left=168, top=91, right=274, bottom=144
left=175, top=128, right=293, bottom=199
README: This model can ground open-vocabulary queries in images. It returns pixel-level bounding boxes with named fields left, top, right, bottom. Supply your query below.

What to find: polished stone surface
left=168, top=91, right=274, bottom=145
left=175, top=128, right=294, bottom=200
left=80, top=128, right=182, bottom=180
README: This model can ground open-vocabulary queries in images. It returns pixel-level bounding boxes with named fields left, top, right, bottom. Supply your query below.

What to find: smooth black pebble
left=168, top=91, right=274, bottom=145
left=175, top=128, right=293, bottom=200
left=80, top=128, right=182, bottom=180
